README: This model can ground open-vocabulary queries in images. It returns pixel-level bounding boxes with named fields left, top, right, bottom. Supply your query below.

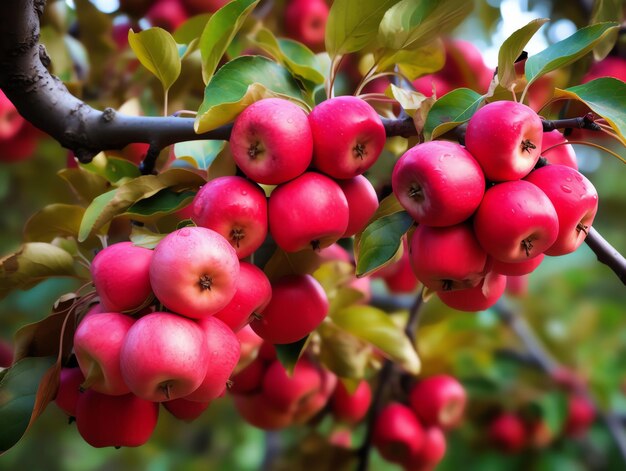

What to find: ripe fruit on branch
left=284, top=0, right=329, bottom=50
left=55, top=368, right=85, bottom=417
left=406, top=427, right=447, bottom=471
left=524, top=164, right=598, bottom=256
left=373, top=402, right=425, bottom=467
left=541, top=130, right=578, bottom=170
left=185, top=316, right=241, bottom=402
left=163, top=398, right=211, bottom=422
left=268, top=172, right=349, bottom=252
left=232, top=393, right=293, bottom=430
left=491, top=254, right=544, bottom=276
left=230, top=98, right=313, bottom=185
left=331, top=379, right=372, bottom=424
left=192, top=176, right=268, bottom=259
left=338, top=175, right=379, bottom=237
left=76, top=390, right=159, bottom=448
left=488, top=412, right=527, bottom=453
left=437, top=272, right=506, bottom=312
left=473, top=180, right=559, bottom=262
left=230, top=355, right=265, bottom=394
left=261, top=358, right=323, bottom=413
left=465, top=101, right=543, bottom=181
left=308, top=96, right=386, bottom=179
left=393, top=140, right=485, bottom=226
left=120, top=312, right=209, bottom=402
left=409, top=375, right=467, bottom=430
left=73, top=312, right=135, bottom=395
left=149, top=227, right=240, bottom=319
left=91, top=242, right=153, bottom=313
left=213, top=262, right=272, bottom=332
left=146, top=0, right=188, bottom=31
left=251, top=274, right=328, bottom=344
left=409, top=222, right=487, bottom=291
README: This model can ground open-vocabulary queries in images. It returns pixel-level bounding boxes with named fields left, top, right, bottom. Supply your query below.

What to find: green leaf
left=81, top=153, right=141, bottom=184
left=525, top=22, right=619, bottom=85
left=57, top=167, right=111, bottom=203
left=275, top=337, right=309, bottom=375
left=531, top=392, right=569, bottom=435
left=251, top=28, right=325, bottom=85
left=130, top=226, right=167, bottom=249
left=318, top=322, right=370, bottom=379
left=497, top=18, right=549, bottom=90
left=125, top=189, right=196, bottom=220
left=355, top=211, right=413, bottom=277
left=553, top=78, right=626, bottom=142
left=173, top=140, right=226, bottom=170
left=0, top=357, right=57, bottom=454
left=128, top=27, right=182, bottom=92
left=199, top=0, right=259, bottom=84
left=195, top=55, right=304, bottom=133
left=332, top=306, right=420, bottom=374
left=23, top=204, right=85, bottom=243
left=325, top=0, right=401, bottom=57
left=78, top=169, right=205, bottom=241
left=378, top=0, right=473, bottom=51
left=376, top=40, right=445, bottom=80
left=0, top=243, right=78, bottom=299
left=591, top=0, right=622, bottom=60
left=174, top=13, right=212, bottom=44
left=424, top=88, right=483, bottom=139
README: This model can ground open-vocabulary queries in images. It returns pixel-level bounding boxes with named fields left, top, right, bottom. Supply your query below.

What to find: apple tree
left=0, top=0, right=625, bottom=469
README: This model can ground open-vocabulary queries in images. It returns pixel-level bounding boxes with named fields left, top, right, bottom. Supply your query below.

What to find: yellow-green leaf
left=376, top=39, right=445, bottom=80
left=23, top=204, right=85, bottom=243
left=128, top=27, right=182, bottom=91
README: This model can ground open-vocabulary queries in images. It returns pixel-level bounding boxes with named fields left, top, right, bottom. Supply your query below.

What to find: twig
left=585, top=227, right=626, bottom=285
left=542, top=113, right=602, bottom=132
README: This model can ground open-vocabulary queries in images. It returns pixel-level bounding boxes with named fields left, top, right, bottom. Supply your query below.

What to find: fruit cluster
left=392, top=100, right=599, bottom=311
left=373, top=375, right=467, bottom=471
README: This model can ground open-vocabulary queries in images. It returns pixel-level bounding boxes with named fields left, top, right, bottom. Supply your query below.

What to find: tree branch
left=585, top=227, right=626, bottom=285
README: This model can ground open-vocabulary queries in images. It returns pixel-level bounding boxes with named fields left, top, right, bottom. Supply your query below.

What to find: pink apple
left=291, top=367, right=337, bottom=424
left=583, top=56, right=626, bottom=83
left=150, top=227, right=240, bottom=319
left=284, top=0, right=329, bottom=51
left=230, top=98, right=313, bottom=185
left=541, top=130, right=578, bottom=169
left=441, top=39, right=493, bottom=93
left=261, top=358, right=322, bottom=412
left=250, top=274, right=329, bottom=344
left=409, top=375, right=467, bottom=430
left=236, top=324, right=264, bottom=362
left=437, top=272, right=506, bottom=312
left=309, top=96, right=386, bottom=179
left=406, top=427, right=447, bottom=471
left=76, top=390, right=159, bottom=448
left=505, top=274, right=529, bottom=297
left=230, top=356, right=266, bottom=394
left=382, top=241, right=420, bottom=293
left=318, top=243, right=352, bottom=263
left=488, top=413, right=527, bottom=453
left=185, top=316, right=241, bottom=402
left=412, top=75, right=454, bottom=98
left=524, top=164, right=598, bottom=256
left=268, top=172, right=349, bottom=252
left=192, top=176, right=268, bottom=259
left=91, top=242, right=153, bottom=313
left=0, top=121, right=39, bottom=163
left=163, top=398, right=211, bottom=422
left=373, top=402, right=425, bottom=467
left=0, top=89, right=24, bottom=140
left=55, top=368, right=85, bottom=417
left=491, top=253, right=544, bottom=276
left=473, top=180, right=559, bottom=262
left=146, top=0, right=188, bottom=31
left=409, top=222, right=487, bottom=291
left=338, top=175, right=379, bottom=237
left=120, top=312, right=209, bottom=402
left=213, top=262, right=272, bottom=332
left=74, top=312, right=135, bottom=395
left=233, top=393, right=294, bottom=430
left=331, top=379, right=372, bottom=424
left=393, top=140, right=485, bottom=226
left=465, top=101, right=543, bottom=181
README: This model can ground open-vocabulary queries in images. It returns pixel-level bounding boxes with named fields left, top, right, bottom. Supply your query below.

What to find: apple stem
left=521, top=238, right=534, bottom=257
left=161, top=382, right=172, bottom=400
left=310, top=240, right=321, bottom=251
left=247, top=142, right=262, bottom=160
left=199, top=274, right=213, bottom=291
left=577, top=223, right=589, bottom=235
left=408, top=184, right=424, bottom=201
left=521, top=139, right=537, bottom=153
left=230, top=228, right=245, bottom=248
left=353, top=143, right=366, bottom=160
left=441, top=279, right=453, bottom=291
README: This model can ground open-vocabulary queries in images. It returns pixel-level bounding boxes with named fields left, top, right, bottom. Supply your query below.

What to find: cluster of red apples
left=374, top=375, right=466, bottom=471
left=393, top=100, right=599, bottom=312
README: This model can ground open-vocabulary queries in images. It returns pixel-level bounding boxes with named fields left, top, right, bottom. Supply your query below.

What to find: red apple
left=541, top=130, right=578, bottom=169
left=185, top=316, right=241, bottom=402
left=564, top=395, right=595, bottom=437
left=393, top=140, right=485, bottom=226
left=412, top=75, right=454, bottom=98
left=488, top=413, right=527, bottom=453
left=268, top=172, right=349, bottom=252
left=284, top=0, right=329, bottom=51
left=55, top=368, right=85, bottom=417
left=409, top=375, right=467, bottom=430
left=437, top=272, right=506, bottom=312
left=0, top=89, right=24, bottom=140
left=406, top=427, right=447, bottom=471
left=338, top=175, right=379, bottom=237
left=146, top=0, right=188, bottom=31
left=74, top=312, right=135, bottom=395
left=583, top=56, right=626, bottom=83
left=192, top=176, right=268, bottom=259
left=163, top=398, right=211, bottom=422
left=465, top=101, right=543, bottom=181
left=236, top=324, right=264, bottom=362
left=309, top=96, right=386, bottom=179
left=524, top=165, right=598, bottom=256
left=262, top=358, right=322, bottom=412
left=0, top=121, right=39, bottom=163
left=233, top=393, right=293, bottom=430
left=230, top=356, right=266, bottom=394
left=251, top=274, right=328, bottom=344
left=76, top=390, right=159, bottom=448
left=331, top=379, right=372, bottom=424
left=373, top=402, right=425, bottom=467
left=382, top=245, right=420, bottom=294
left=292, top=367, right=337, bottom=424
left=91, top=242, right=153, bottom=313
left=491, top=253, right=544, bottom=276
left=409, top=222, right=487, bottom=291
left=0, top=339, right=13, bottom=368
left=319, top=243, right=352, bottom=263
left=120, top=312, right=209, bottom=402
left=230, top=98, right=313, bottom=185
left=473, top=180, right=559, bottom=262
left=182, top=0, right=230, bottom=13
left=505, top=274, right=529, bottom=297
left=441, top=39, right=493, bottom=93
left=150, top=227, right=240, bottom=319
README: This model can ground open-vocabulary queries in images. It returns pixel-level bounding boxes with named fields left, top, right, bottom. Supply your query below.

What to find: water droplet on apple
left=561, top=185, right=572, bottom=193
left=565, top=176, right=573, bottom=182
